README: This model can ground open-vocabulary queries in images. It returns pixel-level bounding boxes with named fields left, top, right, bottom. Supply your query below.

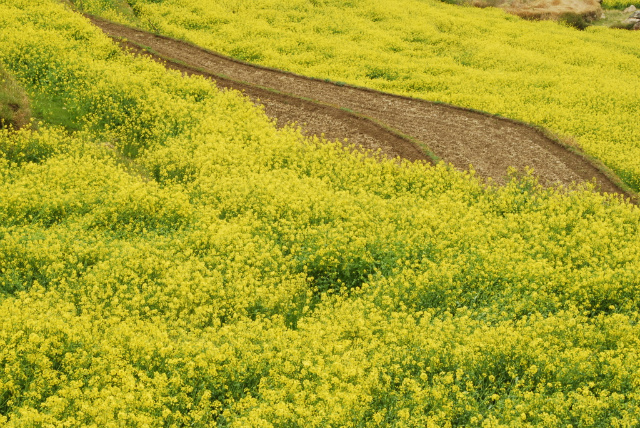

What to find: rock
left=623, top=12, right=640, bottom=24
left=634, top=21, right=640, bottom=30
left=601, top=13, right=606, bottom=19
left=624, top=5, right=637, bottom=13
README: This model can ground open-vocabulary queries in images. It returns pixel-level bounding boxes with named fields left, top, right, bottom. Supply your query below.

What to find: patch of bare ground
left=86, top=14, right=635, bottom=201
left=472, top=0, right=602, bottom=22
left=0, top=68, right=31, bottom=130
left=117, top=40, right=428, bottom=163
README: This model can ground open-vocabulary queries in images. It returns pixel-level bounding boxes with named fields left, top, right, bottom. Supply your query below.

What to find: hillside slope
left=90, top=14, right=631, bottom=198
left=75, top=0, right=640, bottom=192
left=1, top=1, right=640, bottom=426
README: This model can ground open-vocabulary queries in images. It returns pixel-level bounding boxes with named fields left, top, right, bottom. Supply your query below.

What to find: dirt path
left=87, top=14, right=633, bottom=198
left=120, top=39, right=427, bottom=162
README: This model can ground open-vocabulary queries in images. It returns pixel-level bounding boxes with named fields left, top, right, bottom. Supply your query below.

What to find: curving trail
left=87, top=14, right=633, bottom=198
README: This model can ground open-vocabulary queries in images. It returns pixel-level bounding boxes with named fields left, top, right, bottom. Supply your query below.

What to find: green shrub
left=558, top=12, right=591, bottom=30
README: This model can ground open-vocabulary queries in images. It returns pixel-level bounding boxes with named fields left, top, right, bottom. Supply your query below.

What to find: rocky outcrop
left=623, top=10, right=640, bottom=28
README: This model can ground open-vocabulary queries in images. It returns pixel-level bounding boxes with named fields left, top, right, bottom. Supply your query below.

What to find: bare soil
left=114, top=38, right=428, bottom=164
left=0, top=74, right=31, bottom=130
left=87, top=14, right=634, bottom=199
left=472, top=0, right=603, bottom=21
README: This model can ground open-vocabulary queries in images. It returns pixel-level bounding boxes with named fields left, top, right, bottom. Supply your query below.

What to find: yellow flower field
left=602, top=0, right=637, bottom=9
left=1, top=0, right=640, bottom=426
left=78, top=0, right=640, bottom=191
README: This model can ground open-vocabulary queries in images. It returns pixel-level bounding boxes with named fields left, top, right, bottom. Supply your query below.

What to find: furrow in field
left=87, top=14, right=632, bottom=198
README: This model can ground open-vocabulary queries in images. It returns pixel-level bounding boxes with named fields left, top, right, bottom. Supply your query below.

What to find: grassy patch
left=30, top=93, right=83, bottom=132
left=558, top=11, right=592, bottom=29
left=602, top=0, right=638, bottom=9
left=0, top=66, right=30, bottom=129
left=67, top=0, right=139, bottom=23
left=592, top=8, right=636, bottom=27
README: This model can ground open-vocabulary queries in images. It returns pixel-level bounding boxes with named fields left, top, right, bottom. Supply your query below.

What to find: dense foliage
left=76, top=0, right=640, bottom=192
left=1, top=0, right=640, bottom=426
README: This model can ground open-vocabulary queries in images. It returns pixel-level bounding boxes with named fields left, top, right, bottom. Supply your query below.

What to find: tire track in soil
left=87, top=14, right=634, bottom=199
left=118, top=40, right=428, bottom=163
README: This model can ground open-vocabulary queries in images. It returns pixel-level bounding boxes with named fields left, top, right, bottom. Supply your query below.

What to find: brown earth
left=0, top=70, right=31, bottom=130
left=0, top=101, right=30, bottom=130
left=120, top=38, right=428, bottom=162
left=87, top=14, right=634, bottom=200
left=471, top=0, right=603, bottom=22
